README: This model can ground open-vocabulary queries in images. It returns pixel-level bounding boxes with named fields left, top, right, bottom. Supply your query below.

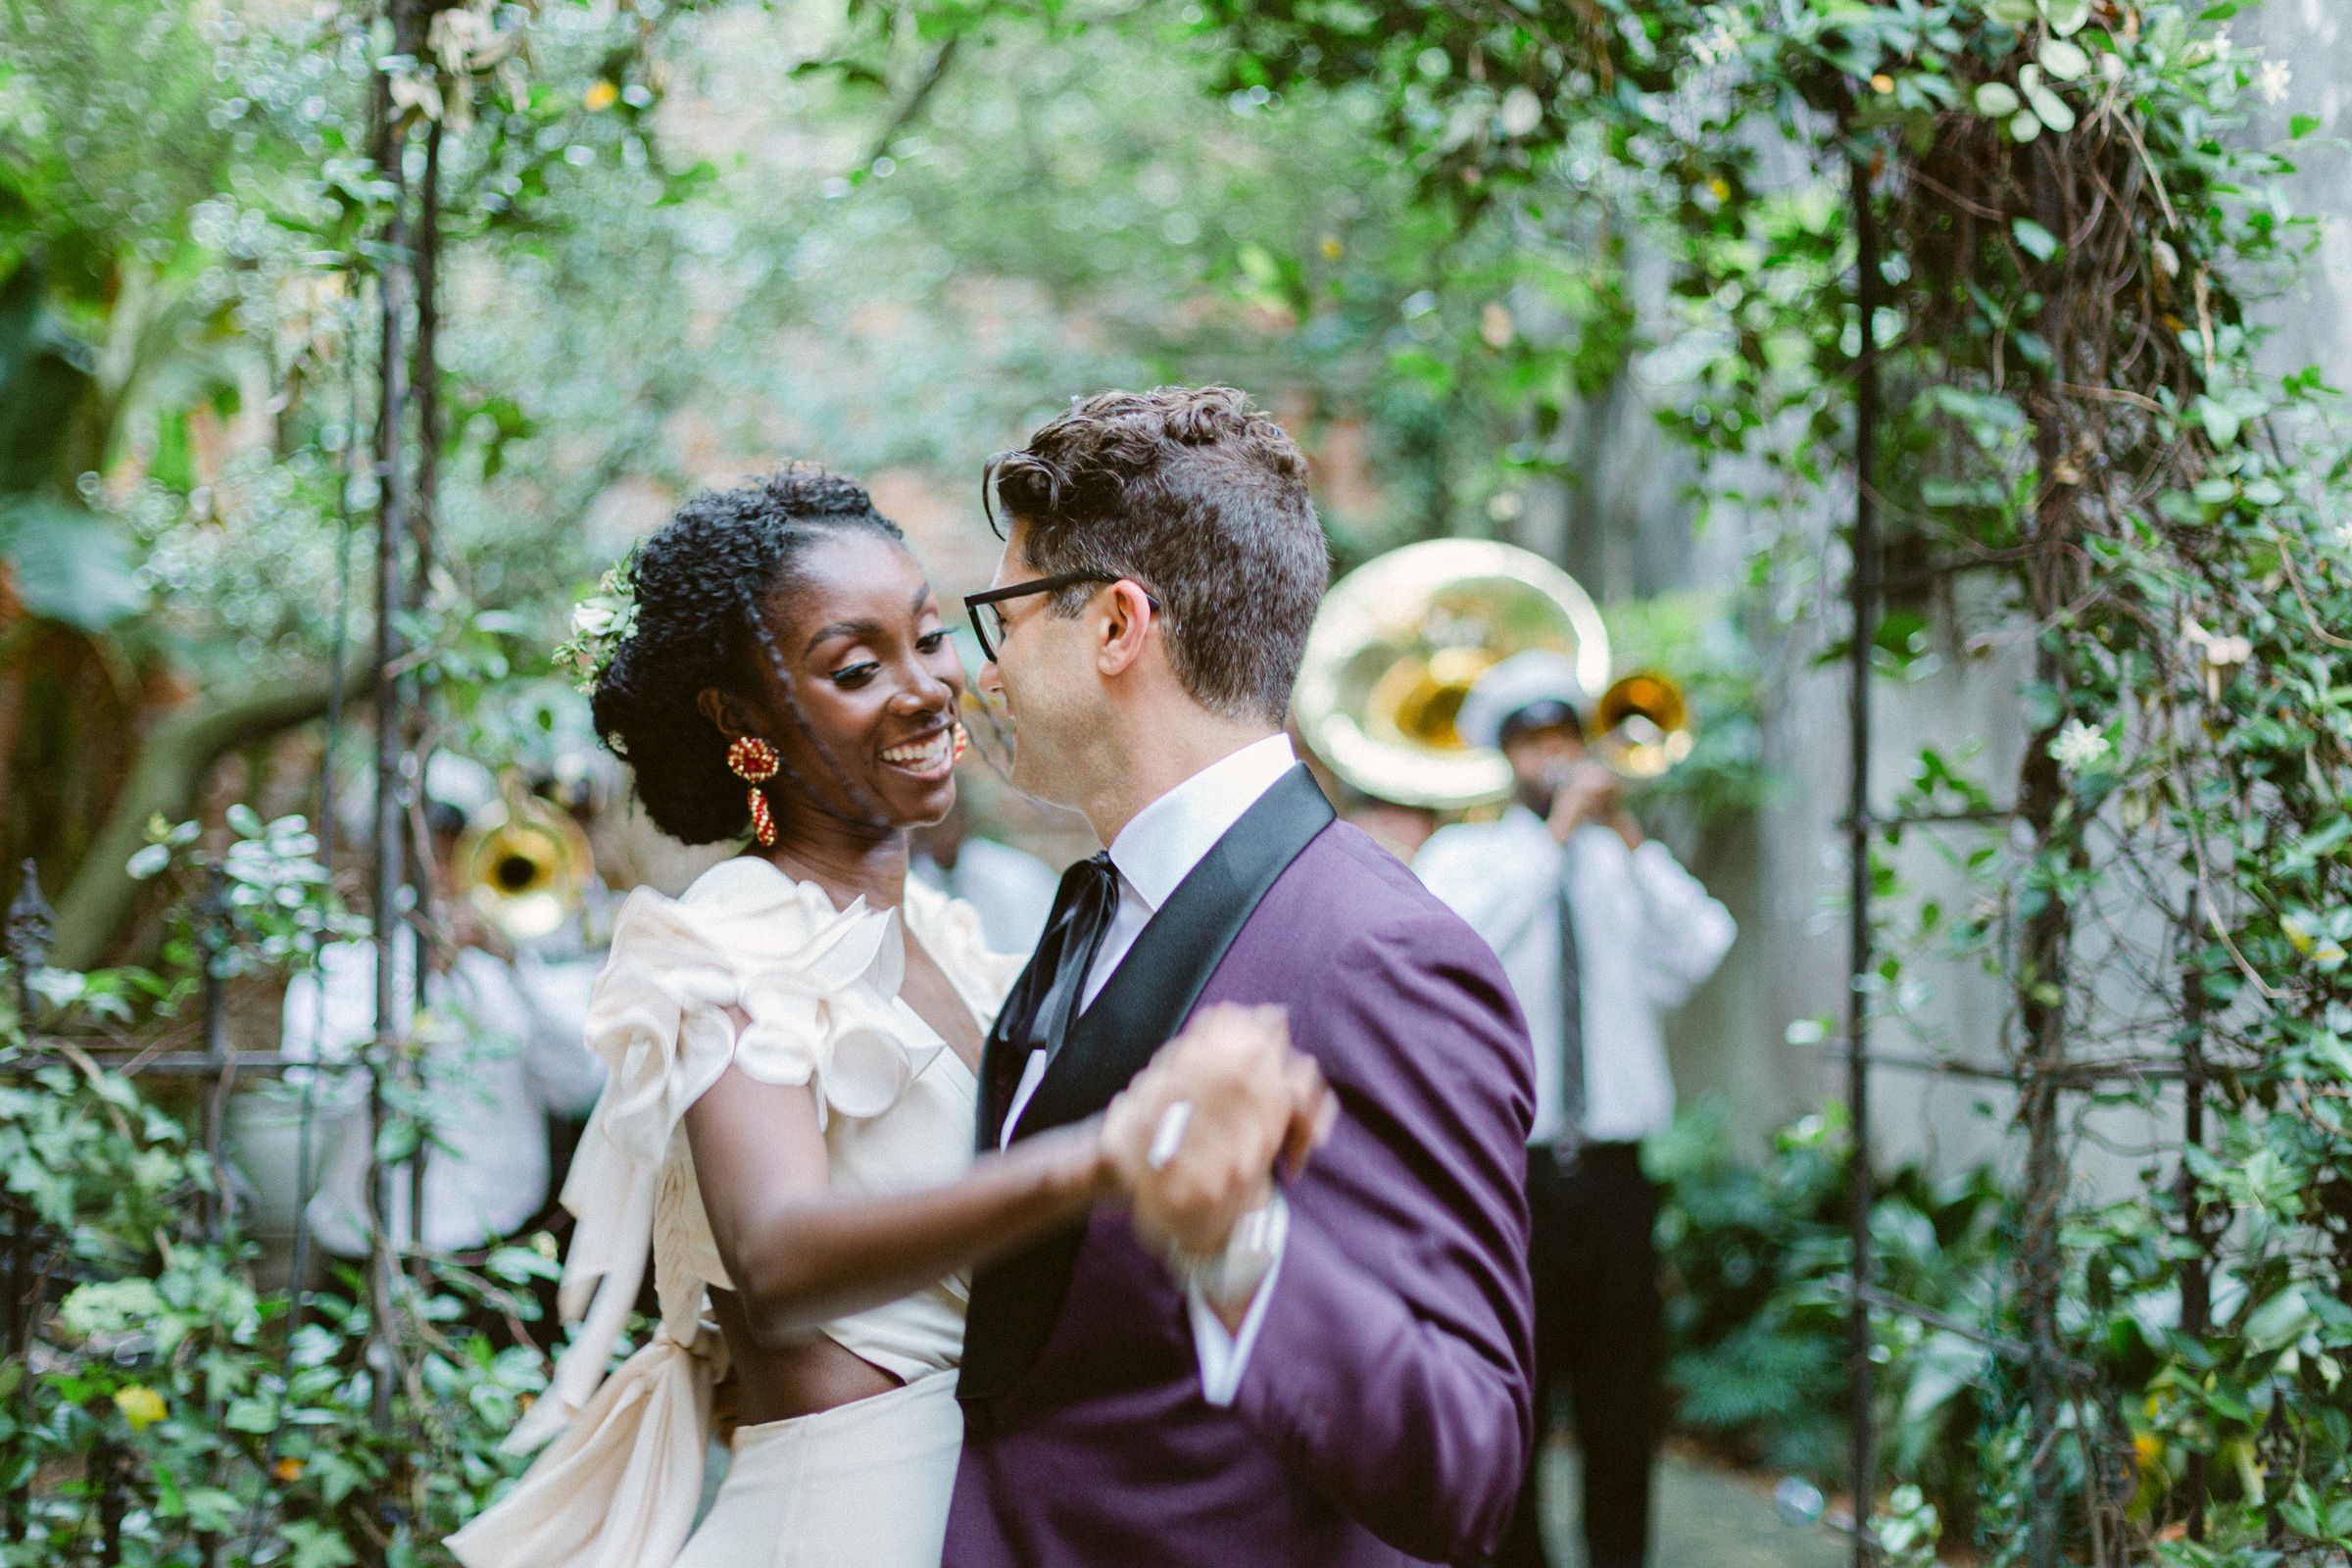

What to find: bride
left=448, top=467, right=1292, bottom=1568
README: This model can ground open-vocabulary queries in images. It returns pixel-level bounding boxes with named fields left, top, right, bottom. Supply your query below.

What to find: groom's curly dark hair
left=987, top=385, right=1329, bottom=727
left=591, top=466, right=905, bottom=845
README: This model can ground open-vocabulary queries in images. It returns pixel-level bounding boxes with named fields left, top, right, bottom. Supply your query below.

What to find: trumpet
left=1591, top=670, right=1693, bottom=779
left=454, top=773, right=594, bottom=944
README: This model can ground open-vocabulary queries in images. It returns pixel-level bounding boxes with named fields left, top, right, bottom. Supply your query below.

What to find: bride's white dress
left=447, top=857, right=1018, bottom=1568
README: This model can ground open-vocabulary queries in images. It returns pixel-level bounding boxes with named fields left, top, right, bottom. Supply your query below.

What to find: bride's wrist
left=1074, top=1115, right=1119, bottom=1201
left=1029, top=1117, right=1114, bottom=1206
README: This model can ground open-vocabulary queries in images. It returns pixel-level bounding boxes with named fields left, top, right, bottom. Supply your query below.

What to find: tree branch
left=863, top=35, right=961, bottom=169
left=49, top=662, right=377, bottom=971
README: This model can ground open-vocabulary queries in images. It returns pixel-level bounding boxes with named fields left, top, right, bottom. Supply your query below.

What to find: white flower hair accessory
left=555, top=557, right=639, bottom=694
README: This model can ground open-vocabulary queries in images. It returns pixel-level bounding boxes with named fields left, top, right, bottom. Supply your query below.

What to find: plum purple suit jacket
left=949, top=780, right=1538, bottom=1566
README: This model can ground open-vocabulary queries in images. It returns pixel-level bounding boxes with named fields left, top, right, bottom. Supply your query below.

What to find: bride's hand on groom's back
left=1100, top=1004, right=1336, bottom=1259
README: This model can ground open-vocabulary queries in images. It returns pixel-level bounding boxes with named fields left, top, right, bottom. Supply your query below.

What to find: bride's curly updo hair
left=590, top=466, right=906, bottom=845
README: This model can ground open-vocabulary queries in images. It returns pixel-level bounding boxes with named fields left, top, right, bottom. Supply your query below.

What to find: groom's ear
left=1095, top=579, right=1157, bottom=678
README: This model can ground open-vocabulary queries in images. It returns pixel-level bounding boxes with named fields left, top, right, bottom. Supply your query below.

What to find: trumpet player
left=1413, top=650, right=1735, bottom=1568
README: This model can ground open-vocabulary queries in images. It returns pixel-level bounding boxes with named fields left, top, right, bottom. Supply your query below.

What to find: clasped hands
left=1097, top=1004, right=1334, bottom=1270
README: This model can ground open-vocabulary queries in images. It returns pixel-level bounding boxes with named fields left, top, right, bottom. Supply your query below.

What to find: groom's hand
left=1103, top=1004, right=1334, bottom=1259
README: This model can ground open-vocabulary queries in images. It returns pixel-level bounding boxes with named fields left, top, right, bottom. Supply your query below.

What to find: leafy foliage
left=0, top=808, right=556, bottom=1566
left=1167, top=0, right=2352, bottom=1559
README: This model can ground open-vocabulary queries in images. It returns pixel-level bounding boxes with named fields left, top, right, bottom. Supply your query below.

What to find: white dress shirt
left=1001, top=732, right=1300, bottom=1404
left=1415, top=806, right=1735, bottom=1146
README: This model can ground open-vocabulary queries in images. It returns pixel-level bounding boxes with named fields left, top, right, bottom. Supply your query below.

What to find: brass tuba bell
left=1296, top=540, right=1612, bottom=810
left=454, top=773, right=594, bottom=944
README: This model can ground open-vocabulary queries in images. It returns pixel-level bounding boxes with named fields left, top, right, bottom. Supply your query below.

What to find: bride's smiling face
left=707, top=530, right=966, bottom=835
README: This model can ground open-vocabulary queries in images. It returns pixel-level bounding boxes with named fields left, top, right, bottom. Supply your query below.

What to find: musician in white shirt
left=1414, top=650, right=1735, bottom=1568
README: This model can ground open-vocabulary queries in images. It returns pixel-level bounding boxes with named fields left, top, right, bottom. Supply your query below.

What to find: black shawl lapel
left=1005, top=766, right=1335, bottom=1145
left=959, top=764, right=1336, bottom=1405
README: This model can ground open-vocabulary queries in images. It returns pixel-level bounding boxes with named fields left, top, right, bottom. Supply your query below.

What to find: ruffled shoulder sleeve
left=697, top=859, right=949, bottom=1127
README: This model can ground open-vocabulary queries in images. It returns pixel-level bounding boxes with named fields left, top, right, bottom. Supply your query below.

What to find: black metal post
left=367, top=19, right=414, bottom=1479
left=1844, top=151, right=1882, bottom=1568
left=2, top=861, right=52, bottom=1546
left=94, top=1437, right=124, bottom=1565
left=197, top=865, right=235, bottom=1243
left=233, top=295, right=367, bottom=1568
left=6, top=862, right=50, bottom=1034
left=0, top=1199, right=21, bottom=1546
left=403, top=108, right=446, bottom=1295
left=2179, top=901, right=2211, bottom=1542
left=2261, top=1395, right=2289, bottom=1544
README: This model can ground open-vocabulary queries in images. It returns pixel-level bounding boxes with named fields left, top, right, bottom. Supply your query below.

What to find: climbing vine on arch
left=1163, top=0, right=2352, bottom=1561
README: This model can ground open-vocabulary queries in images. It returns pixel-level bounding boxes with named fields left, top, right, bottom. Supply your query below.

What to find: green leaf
left=2025, top=83, right=2077, bottom=132
left=2291, top=113, right=2322, bottom=139
left=151, top=1460, right=186, bottom=1519
left=2195, top=396, right=2243, bottom=448
left=2280, top=814, right=2350, bottom=872
left=1974, top=81, right=2022, bottom=116
left=2012, top=218, right=2060, bottom=262
left=2243, top=1286, right=2317, bottom=1354
left=2011, top=109, right=2044, bottom=142
left=374, top=1118, right=421, bottom=1165
left=2037, top=38, right=2091, bottom=80
left=282, top=1520, right=359, bottom=1568
left=0, top=500, right=146, bottom=633
left=184, top=1487, right=243, bottom=1534
left=2314, top=1034, right=2352, bottom=1082
left=1987, top=0, right=2039, bottom=23
left=2044, top=0, right=2091, bottom=34
left=224, top=1396, right=277, bottom=1434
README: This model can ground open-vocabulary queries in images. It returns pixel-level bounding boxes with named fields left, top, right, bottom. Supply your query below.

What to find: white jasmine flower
left=2184, top=25, right=2232, bottom=67
left=2049, top=718, right=2111, bottom=774
left=1690, top=8, right=1742, bottom=68
left=2202, top=631, right=2252, bottom=670
left=2183, top=615, right=2253, bottom=701
left=2257, top=59, right=2291, bottom=105
left=570, top=600, right=619, bottom=639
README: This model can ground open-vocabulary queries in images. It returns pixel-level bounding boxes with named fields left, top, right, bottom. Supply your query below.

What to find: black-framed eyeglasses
left=962, top=572, right=1159, bottom=663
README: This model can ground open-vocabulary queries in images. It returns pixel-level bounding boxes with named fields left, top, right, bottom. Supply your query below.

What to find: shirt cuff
left=1185, top=1203, right=1290, bottom=1407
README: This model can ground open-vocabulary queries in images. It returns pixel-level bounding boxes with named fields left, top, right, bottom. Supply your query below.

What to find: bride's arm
left=683, top=1062, right=1108, bottom=1350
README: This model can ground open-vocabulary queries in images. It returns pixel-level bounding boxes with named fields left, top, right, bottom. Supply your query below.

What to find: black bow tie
left=986, top=852, right=1122, bottom=1130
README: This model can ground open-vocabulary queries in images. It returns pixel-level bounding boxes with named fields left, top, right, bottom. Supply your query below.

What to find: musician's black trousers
left=1492, top=1141, right=1662, bottom=1568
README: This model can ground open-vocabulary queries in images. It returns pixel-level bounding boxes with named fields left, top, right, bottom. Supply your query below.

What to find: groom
left=951, top=386, right=1537, bottom=1565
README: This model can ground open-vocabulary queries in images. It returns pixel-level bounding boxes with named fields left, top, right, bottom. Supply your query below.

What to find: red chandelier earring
left=727, top=736, right=781, bottom=847
left=951, top=720, right=970, bottom=764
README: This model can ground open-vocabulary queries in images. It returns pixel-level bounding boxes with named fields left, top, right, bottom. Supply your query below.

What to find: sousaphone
left=1296, top=540, right=1610, bottom=810
left=1296, top=539, right=1691, bottom=810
